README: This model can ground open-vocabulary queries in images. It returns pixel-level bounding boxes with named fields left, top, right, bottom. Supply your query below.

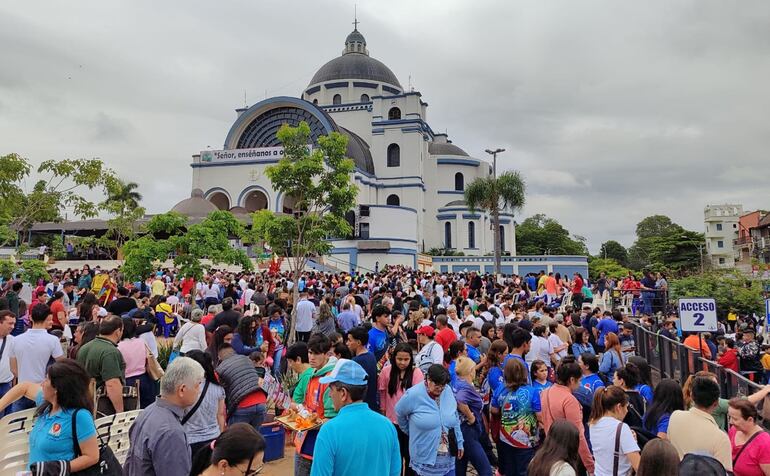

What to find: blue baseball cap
left=319, top=359, right=369, bottom=386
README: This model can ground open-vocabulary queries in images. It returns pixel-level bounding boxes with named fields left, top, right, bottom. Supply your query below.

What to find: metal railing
left=632, top=323, right=764, bottom=399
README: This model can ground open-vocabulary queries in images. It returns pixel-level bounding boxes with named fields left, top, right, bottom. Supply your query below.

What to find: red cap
left=416, top=326, right=435, bottom=337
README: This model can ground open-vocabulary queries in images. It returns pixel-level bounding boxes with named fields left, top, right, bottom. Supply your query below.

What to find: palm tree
left=464, top=170, right=526, bottom=277
left=106, top=180, right=142, bottom=210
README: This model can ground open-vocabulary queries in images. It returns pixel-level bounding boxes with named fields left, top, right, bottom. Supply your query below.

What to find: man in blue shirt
left=312, top=359, right=401, bottom=476
left=346, top=326, right=380, bottom=411
left=336, top=302, right=359, bottom=334
left=594, top=311, right=619, bottom=351
left=367, top=305, right=391, bottom=361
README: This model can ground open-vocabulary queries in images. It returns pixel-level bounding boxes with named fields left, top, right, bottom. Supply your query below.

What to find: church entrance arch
left=243, top=190, right=268, bottom=212
left=208, top=192, right=230, bottom=211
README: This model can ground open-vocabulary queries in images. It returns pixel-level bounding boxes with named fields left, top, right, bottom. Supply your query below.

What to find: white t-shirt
left=202, top=284, right=220, bottom=299
left=0, top=335, right=14, bottom=383
left=550, top=461, right=577, bottom=476
left=295, top=299, right=316, bottom=333
left=9, top=329, right=63, bottom=383
left=548, top=333, right=568, bottom=359
left=526, top=334, right=554, bottom=367
left=474, top=312, right=494, bottom=330
left=589, top=416, right=640, bottom=476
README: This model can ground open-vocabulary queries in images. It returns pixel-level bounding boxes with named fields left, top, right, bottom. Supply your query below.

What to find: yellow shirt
left=155, top=303, right=174, bottom=323
left=151, top=279, right=166, bottom=297
left=761, top=353, right=770, bottom=371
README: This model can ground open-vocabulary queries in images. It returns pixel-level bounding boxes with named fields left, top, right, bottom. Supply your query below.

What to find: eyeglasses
left=236, top=462, right=263, bottom=476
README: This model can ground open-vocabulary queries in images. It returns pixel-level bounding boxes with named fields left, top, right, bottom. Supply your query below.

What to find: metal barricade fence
left=632, top=322, right=764, bottom=399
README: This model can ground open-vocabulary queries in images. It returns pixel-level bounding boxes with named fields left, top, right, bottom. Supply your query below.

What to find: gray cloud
left=1, top=0, right=769, bottom=253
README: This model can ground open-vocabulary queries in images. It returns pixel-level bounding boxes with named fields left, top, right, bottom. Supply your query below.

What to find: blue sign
left=766, top=299, right=770, bottom=326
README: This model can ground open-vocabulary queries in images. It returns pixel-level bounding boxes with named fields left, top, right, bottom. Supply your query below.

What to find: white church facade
left=187, top=27, right=588, bottom=276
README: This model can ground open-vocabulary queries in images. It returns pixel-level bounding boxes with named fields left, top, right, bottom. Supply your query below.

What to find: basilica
left=188, top=27, right=515, bottom=272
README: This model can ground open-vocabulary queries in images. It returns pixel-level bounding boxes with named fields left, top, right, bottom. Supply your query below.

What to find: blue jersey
left=580, top=373, right=605, bottom=396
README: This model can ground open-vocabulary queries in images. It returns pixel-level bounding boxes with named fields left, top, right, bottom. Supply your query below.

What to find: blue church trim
left=204, top=187, right=232, bottom=204
left=367, top=204, right=418, bottom=214
left=237, top=185, right=271, bottom=208
left=324, top=82, right=349, bottom=89
left=437, top=158, right=479, bottom=167
left=353, top=82, right=378, bottom=89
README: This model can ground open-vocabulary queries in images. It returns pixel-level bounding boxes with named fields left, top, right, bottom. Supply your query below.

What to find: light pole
left=485, top=148, right=505, bottom=279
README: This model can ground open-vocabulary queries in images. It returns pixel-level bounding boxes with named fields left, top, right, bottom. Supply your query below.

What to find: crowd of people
left=0, top=263, right=767, bottom=476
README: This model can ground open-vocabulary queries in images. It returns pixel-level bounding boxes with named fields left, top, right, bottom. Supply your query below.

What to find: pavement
left=262, top=441, right=295, bottom=475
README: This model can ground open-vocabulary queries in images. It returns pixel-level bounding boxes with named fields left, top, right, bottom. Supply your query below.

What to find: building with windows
left=188, top=27, right=512, bottom=271
left=703, top=204, right=742, bottom=268
left=186, top=26, right=588, bottom=276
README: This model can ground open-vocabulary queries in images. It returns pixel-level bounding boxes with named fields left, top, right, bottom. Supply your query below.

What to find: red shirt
left=180, top=278, right=195, bottom=297
left=435, top=327, right=457, bottom=353
left=50, top=300, right=66, bottom=330
left=718, top=348, right=739, bottom=372
left=571, top=277, right=584, bottom=294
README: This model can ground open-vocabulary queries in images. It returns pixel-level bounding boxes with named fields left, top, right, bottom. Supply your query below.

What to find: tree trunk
left=493, top=202, right=502, bottom=280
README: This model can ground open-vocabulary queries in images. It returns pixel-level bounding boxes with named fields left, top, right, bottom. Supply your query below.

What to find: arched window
left=499, top=225, right=505, bottom=251
left=312, top=99, right=318, bottom=105
left=333, top=94, right=342, bottom=105
left=454, top=172, right=464, bottom=191
left=388, top=107, right=401, bottom=120
left=386, top=194, right=400, bottom=206
left=444, top=222, right=452, bottom=249
left=387, top=143, right=400, bottom=167
left=468, top=222, right=476, bottom=248
left=360, top=94, right=370, bottom=103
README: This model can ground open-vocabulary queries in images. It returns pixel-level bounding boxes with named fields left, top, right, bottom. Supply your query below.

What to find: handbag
left=181, top=380, right=209, bottom=425
left=71, top=409, right=122, bottom=475
left=145, top=344, right=164, bottom=381
left=733, top=430, right=765, bottom=467
left=448, top=428, right=459, bottom=457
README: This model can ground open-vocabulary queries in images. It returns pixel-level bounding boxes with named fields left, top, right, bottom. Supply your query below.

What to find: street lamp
left=485, top=148, right=505, bottom=178
left=485, top=148, right=505, bottom=279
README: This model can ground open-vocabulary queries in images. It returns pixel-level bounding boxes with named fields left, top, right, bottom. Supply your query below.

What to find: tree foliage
left=627, top=215, right=704, bottom=272
left=18, top=260, right=50, bottom=284
left=588, top=257, right=631, bottom=279
left=464, top=170, right=526, bottom=274
left=252, top=122, right=358, bottom=344
left=515, top=214, right=588, bottom=256
left=599, top=240, right=628, bottom=266
left=121, top=211, right=253, bottom=281
left=0, top=153, right=117, bottom=245
left=670, top=271, right=768, bottom=317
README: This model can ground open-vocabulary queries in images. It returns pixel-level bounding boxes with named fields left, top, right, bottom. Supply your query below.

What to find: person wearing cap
left=415, top=325, right=443, bottom=374
left=310, top=359, right=401, bottom=476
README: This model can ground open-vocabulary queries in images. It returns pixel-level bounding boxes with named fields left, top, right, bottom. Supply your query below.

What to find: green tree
left=252, top=122, right=357, bottom=345
left=599, top=240, right=628, bottom=266
left=670, top=271, right=766, bottom=317
left=19, top=260, right=50, bottom=284
left=0, top=153, right=117, bottom=245
left=515, top=214, right=588, bottom=256
left=100, top=179, right=146, bottom=250
left=627, top=215, right=704, bottom=272
left=635, top=215, right=680, bottom=239
left=588, top=257, right=631, bottom=279
left=104, top=180, right=142, bottom=211
left=121, top=211, right=253, bottom=282
left=464, top=171, right=526, bottom=276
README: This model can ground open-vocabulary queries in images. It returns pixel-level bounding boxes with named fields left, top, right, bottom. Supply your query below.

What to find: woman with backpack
left=588, top=385, right=641, bottom=476
left=613, top=363, right=648, bottom=430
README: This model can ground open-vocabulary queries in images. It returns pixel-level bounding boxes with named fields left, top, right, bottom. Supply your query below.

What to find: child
left=530, top=360, right=552, bottom=399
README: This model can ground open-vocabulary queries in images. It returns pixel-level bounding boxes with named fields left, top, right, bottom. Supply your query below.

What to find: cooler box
left=260, top=421, right=285, bottom=462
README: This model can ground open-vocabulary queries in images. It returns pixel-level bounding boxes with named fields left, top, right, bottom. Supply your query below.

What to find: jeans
left=11, top=396, right=36, bottom=414
left=497, top=444, right=535, bottom=476
left=296, top=331, right=311, bottom=343
left=0, top=381, right=12, bottom=417
left=228, top=403, right=266, bottom=431
left=294, top=453, right=313, bottom=476
left=641, top=292, right=654, bottom=315
left=456, top=422, right=492, bottom=476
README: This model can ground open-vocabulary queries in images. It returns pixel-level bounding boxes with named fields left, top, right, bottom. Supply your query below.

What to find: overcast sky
left=2, top=0, right=769, bottom=253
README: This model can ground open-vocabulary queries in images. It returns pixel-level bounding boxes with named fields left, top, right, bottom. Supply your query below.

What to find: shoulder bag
left=612, top=421, right=623, bottom=476
left=733, top=430, right=765, bottom=467
left=181, top=379, right=210, bottom=426
left=145, top=343, right=165, bottom=381
left=70, top=408, right=122, bottom=476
